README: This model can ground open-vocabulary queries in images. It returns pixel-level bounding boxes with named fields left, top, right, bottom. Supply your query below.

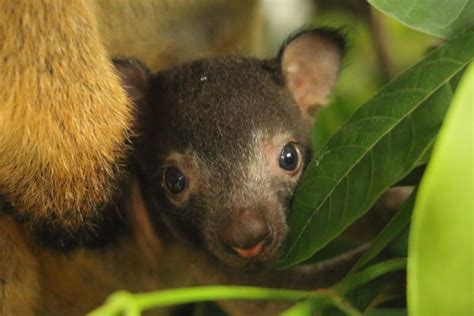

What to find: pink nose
left=220, top=209, right=272, bottom=258
left=232, top=240, right=265, bottom=258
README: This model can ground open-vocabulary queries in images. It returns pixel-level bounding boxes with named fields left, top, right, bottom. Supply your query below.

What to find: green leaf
left=334, top=258, right=407, bottom=295
left=336, top=274, right=399, bottom=315
left=368, top=0, right=474, bottom=38
left=350, top=191, right=416, bottom=273
left=282, top=259, right=406, bottom=316
left=88, top=286, right=355, bottom=316
left=408, top=63, right=474, bottom=315
left=277, top=27, right=474, bottom=268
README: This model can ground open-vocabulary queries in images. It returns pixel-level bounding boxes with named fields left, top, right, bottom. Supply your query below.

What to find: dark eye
left=279, top=144, right=299, bottom=171
left=163, top=167, right=187, bottom=194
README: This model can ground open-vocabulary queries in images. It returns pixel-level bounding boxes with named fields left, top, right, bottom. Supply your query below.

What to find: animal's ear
left=113, top=58, right=151, bottom=102
left=278, top=28, right=345, bottom=120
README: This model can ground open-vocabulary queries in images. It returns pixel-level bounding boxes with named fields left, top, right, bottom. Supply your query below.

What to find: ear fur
left=113, top=58, right=152, bottom=102
left=278, top=28, right=345, bottom=120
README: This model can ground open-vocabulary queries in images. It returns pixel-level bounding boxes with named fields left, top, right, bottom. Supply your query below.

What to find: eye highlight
left=163, top=167, right=187, bottom=194
left=279, top=143, right=300, bottom=171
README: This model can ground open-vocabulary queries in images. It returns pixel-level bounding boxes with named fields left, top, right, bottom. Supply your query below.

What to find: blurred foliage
left=408, top=63, right=474, bottom=315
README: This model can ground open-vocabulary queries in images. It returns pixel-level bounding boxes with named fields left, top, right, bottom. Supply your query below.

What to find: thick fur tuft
left=0, top=0, right=134, bottom=234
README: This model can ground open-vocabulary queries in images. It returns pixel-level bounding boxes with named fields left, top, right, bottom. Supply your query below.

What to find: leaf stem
left=88, top=286, right=357, bottom=316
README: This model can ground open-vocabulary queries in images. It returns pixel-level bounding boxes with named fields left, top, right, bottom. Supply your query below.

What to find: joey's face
left=136, top=56, right=312, bottom=267
left=133, top=28, right=344, bottom=268
left=155, top=131, right=307, bottom=267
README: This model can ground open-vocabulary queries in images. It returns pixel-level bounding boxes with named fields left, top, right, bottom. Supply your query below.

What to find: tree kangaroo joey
left=124, top=28, right=365, bottom=312
left=37, top=28, right=367, bottom=316
left=132, top=27, right=347, bottom=268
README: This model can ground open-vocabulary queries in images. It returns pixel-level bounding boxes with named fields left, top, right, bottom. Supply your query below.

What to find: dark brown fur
left=135, top=29, right=345, bottom=268
left=137, top=57, right=309, bottom=267
left=29, top=179, right=365, bottom=316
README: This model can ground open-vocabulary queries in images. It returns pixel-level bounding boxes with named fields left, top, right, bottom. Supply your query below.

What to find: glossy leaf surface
left=278, top=27, right=474, bottom=268
left=369, top=0, right=474, bottom=38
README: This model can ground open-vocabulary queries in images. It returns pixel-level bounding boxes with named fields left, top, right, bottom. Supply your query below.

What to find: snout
left=220, top=208, right=273, bottom=258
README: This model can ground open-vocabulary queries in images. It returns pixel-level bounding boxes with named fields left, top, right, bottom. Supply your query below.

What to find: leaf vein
left=405, top=113, right=416, bottom=168
left=284, top=62, right=468, bottom=258
left=366, top=148, right=375, bottom=202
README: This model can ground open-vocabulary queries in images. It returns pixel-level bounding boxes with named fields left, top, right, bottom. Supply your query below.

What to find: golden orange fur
left=0, top=0, right=133, bottom=232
